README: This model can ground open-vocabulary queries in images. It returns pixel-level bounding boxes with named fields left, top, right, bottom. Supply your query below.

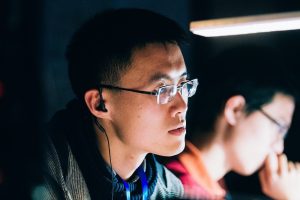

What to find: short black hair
left=66, top=8, right=188, bottom=98
left=187, top=45, right=298, bottom=143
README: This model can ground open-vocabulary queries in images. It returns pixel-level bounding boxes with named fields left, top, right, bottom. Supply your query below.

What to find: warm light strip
left=190, top=11, right=300, bottom=37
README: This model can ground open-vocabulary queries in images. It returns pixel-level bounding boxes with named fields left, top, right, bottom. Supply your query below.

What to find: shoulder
left=43, top=127, right=91, bottom=200
left=151, top=158, right=184, bottom=199
left=164, top=156, right=194, bottom=186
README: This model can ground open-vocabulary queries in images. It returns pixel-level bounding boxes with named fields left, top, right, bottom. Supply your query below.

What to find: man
left=43, top=8, right=198, bottom=199
left=166, top=46, right=300, bottom=200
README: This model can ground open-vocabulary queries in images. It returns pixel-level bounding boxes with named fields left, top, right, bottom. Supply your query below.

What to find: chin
left=237, top=165, right=258, bottom=176
left=239, top=170, right=254, bottom=176
left=155, top=140, right=185, bottom=157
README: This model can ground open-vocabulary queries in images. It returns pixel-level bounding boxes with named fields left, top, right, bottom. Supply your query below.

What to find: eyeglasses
left=258, top=108, right=289, bottom=138
left=99, top=79, right=198, bottom=104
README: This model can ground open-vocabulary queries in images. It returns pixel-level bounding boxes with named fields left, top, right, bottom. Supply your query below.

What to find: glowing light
left=190, top=11, right=300, bottom=37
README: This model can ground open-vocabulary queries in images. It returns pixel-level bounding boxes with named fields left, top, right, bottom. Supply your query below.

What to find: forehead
left=119, top=43, right=186, bottom=87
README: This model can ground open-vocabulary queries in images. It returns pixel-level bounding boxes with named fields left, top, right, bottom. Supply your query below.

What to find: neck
left=93, top=122, right=146, bottom=180
left=195, top=117, right=232, bottom=181
left=199, top=143, right=229, bottom=181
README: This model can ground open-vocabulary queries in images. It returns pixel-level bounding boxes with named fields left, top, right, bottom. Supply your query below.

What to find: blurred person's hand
left=259, top=153, right=300, bottom=200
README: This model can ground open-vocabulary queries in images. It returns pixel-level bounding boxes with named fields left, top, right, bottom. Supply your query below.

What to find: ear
left=84, top=89, right=111, bottom=119
left=224, top=95, right=246, bottom=125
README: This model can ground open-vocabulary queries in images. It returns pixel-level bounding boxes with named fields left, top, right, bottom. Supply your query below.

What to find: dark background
left=1, top=0, right=300, bottom=199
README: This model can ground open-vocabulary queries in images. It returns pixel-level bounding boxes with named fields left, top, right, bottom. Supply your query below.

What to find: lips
left=168, top=126, right=186, bottom=136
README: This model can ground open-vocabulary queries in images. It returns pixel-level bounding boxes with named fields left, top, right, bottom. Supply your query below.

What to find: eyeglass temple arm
left=99, top=84, right=158, bottom=96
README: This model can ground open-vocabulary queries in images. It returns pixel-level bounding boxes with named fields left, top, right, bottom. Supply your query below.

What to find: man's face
left=227, top=93, right=295, bottom=175
left=107, top=43, right=188, bottom=156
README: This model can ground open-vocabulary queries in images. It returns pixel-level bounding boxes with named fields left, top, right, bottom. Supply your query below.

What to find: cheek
left=230, top=124, right=274, bottom=174
left=113, top=98, right=168, bottom=137
left=134, top=101, right=167, bottom=124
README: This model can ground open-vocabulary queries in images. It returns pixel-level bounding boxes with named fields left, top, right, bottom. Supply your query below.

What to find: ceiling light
left=190, top=11, right=300, bottom=37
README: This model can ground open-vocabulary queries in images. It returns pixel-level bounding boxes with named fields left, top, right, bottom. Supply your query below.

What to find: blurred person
left=42, top=8, right=199, bottom=199
left=166, top=46, right=300, bottom=200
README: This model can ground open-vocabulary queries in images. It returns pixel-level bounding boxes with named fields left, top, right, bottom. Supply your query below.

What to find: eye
left=154, top=80, right=167, bottom=91
left=178, top=78, right=188, bottom=86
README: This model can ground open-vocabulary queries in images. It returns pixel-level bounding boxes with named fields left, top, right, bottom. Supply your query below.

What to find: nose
left=170, top=91, right=188, bottom=118
left=272, top=138, right=284, bottom=155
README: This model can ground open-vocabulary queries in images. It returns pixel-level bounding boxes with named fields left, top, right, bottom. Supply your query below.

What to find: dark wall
left=0, top=0, right=44, bottom=199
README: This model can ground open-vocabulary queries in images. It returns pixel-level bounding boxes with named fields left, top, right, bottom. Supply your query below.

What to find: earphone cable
left=94, top=118, right=114, bottom=200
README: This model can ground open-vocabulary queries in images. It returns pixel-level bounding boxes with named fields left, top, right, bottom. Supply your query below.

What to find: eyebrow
left=148, top=71, right=188, bottom=84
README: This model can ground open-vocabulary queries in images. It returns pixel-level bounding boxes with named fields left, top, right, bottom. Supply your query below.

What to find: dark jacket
left=42, top=99, right=184, bottom=200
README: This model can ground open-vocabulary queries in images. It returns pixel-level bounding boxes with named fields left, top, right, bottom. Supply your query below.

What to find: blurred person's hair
left=187, top=45, right=298, bottom=146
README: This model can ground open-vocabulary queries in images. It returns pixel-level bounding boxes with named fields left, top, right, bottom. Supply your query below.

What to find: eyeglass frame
left=258, top=108, right=290, bottom=139
left=98, top=78, right=198, bottom=105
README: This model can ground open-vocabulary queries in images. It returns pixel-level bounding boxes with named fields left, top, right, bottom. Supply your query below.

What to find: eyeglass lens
left=157, top=80, right=198, bottom=104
